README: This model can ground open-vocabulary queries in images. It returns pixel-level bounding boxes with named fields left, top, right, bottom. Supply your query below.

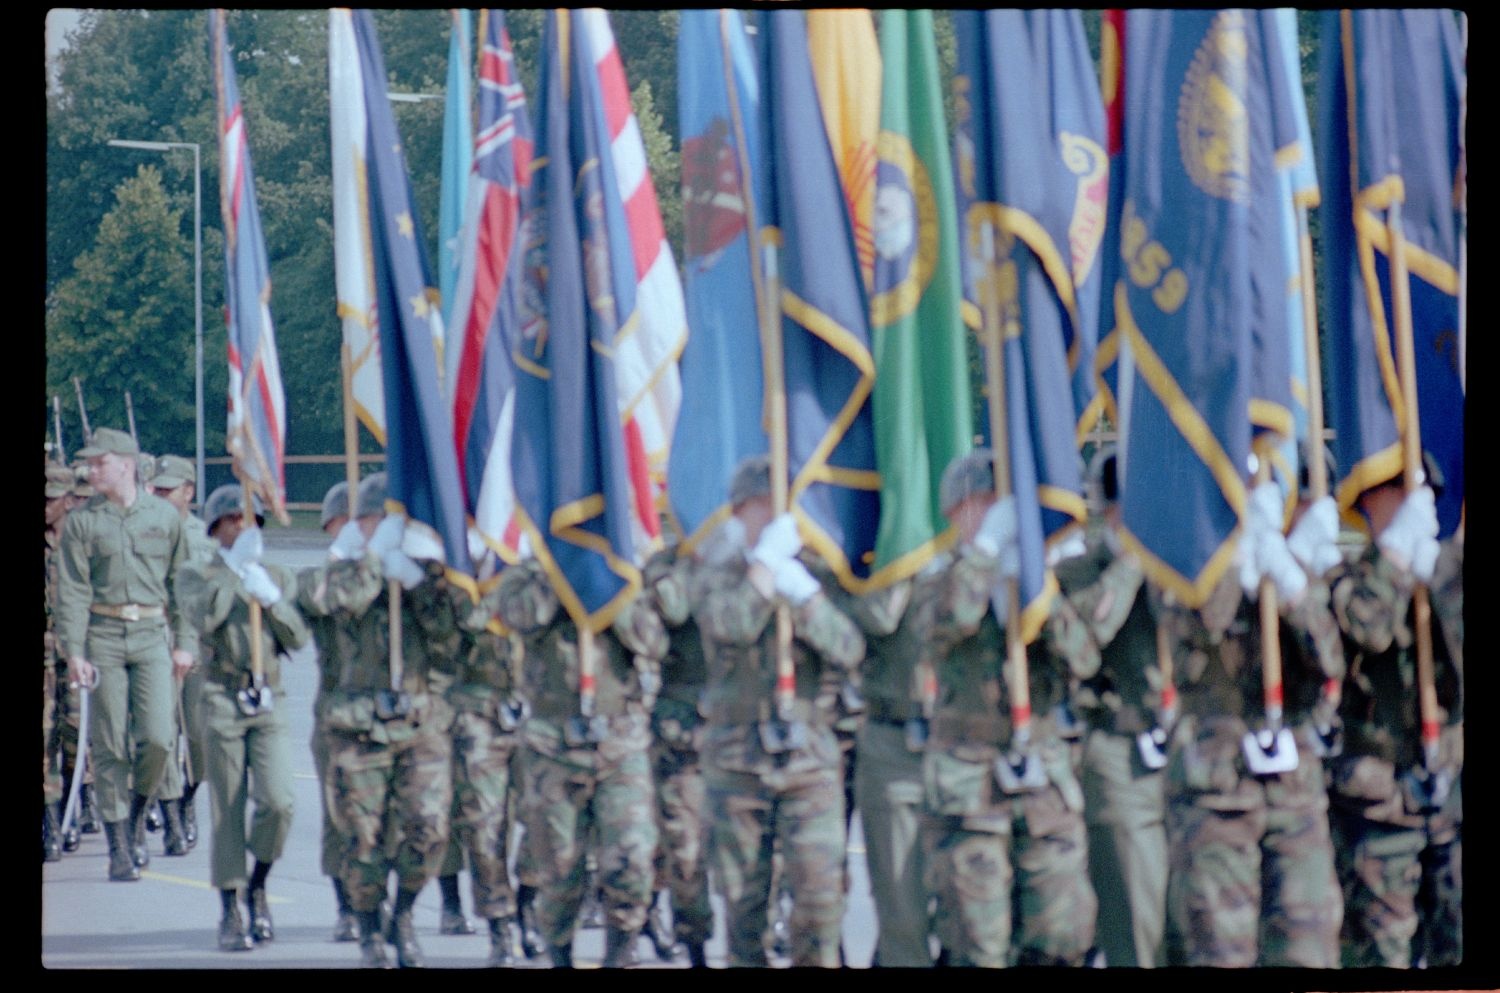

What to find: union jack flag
left=210, top=9, right=288, bottom=523
left=446, top=9, right=534, bottom=563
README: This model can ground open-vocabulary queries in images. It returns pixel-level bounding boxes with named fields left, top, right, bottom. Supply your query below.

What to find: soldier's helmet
left=203, top=484, right=266, bottom=535
left=728, top=454, right=772, bottom=509
left=150, top=454, right=196, bottom=491
left=320, top=480, right=351, bottom=530
left=1088, top=443, right=1120, bottom=507
left=355, top=472, right=389, bottom=519
left=939, top=448, right=995, bottom=516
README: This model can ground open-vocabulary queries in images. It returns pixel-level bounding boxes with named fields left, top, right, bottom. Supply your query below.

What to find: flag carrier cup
left=563, top=628, right=609, bottom=747
left=905, top=663, right=934, bottom=754
left=236, top=672, right=275, bottom=718
left=498, top=696, right=531, bottom=733
left=1136, top=621, right=1177, bottom=771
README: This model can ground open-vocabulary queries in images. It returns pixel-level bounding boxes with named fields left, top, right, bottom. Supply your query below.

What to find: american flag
left=210, top=9, right=288, bottom=523
left=446, top=9, right=534, bottom=563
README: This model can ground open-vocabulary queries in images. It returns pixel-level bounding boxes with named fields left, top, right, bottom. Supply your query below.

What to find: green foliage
left=631, top=78, right=682, bottom=265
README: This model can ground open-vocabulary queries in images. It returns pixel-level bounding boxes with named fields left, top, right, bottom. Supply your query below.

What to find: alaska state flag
left=670, top=8, right=767, bottom=546
left=1318, top=9, right=1464, bottom=537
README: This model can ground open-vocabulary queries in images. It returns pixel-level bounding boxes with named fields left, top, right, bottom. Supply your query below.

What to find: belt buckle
left=563, top=713, right=609, bottom=748
left=120, top=604, right=141, bottom=623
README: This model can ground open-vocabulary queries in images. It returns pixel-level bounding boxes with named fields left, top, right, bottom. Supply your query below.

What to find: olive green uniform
left=159, top=513, right=218, bottom=803
left=55, top=492, right=198, bottom=823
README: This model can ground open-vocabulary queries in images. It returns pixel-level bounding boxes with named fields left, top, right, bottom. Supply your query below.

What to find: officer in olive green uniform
left=498, top=553, right=666, bottom=968
left=918, top=450, right=1099, bottom=967
left=642, top=542, right=713, bottom=967
left=692, top=455, right=867, bottom=968
left=44, top=462, right=74, bottom=862
left=177, top=485, right=310, bottom=951
left=1328, top=474, right=1462, bottom=968
left=1158, top=473, right=1345, bottom=967
left=1053, top=447, right=1168, bottom=967
left=55, top=428, right=198, bottom=882
left=298, top=473, right=457, bottom=968
left=149, top=453, right=219, bottom=854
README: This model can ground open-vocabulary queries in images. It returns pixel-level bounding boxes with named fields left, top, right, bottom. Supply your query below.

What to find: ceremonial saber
left=59, top=669, right=99, bottom=838
left=125, top=390, right=138, bottom=445
left=73, top=376, right=93, bottom=444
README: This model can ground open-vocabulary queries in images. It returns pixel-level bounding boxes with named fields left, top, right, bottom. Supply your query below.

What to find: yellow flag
left=807, top=9, right=882, bottom=292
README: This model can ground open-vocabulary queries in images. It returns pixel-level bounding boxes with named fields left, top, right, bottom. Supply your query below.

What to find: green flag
left=868, top=9, right=973, bottom=584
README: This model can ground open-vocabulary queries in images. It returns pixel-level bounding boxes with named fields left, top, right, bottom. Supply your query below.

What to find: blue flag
left=343, top=9, right=474, bottom=586
left=438, top=9, right=474, bottom=335
left=1318, top=10, right=1465, bottom=537
left=1114, top=10, right=1295, bottom=607
left=952, top=10, right=1101, bottom=640
left=671, top=9, right=767, bottom=547
left=509, top=10, right=642, bottom=631
left=756, top=9, right=879, bottom=593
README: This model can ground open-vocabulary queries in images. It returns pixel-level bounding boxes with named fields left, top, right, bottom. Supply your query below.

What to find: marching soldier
left=44, top=463, right=75, bottom=862
left=1054, top=446, right=1169, bottom=967
left=54, top=427, right=199, bottom=882
left=1157, top=468, right=1345, bottom=967
left=498, top=551, right=666, bottom=968
left=52, top=466, right=104, bottom=850
left=918, top=450, right=1099, bottom=967
left=1328, top=467, right=1462, bottom=967
left=642, top=541, right=714, bottom=968
left=692, top=455, right=865, bottom=968
left=177, top=484, right=310, bottom=951
left=149, top=453, right=219, bottom=853
left=297, top=473, right=457, bottom=968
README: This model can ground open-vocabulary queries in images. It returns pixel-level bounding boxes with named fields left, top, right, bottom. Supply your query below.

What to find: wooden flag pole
left=234, top=466, right=266, bottom=693
left=1254, top=452, right=1286, bottom=738
left=340, top=342, right=361, bottom=502
left=759, top=238, right=797, bottom=722
left=73, top=377, right=93, bottom=444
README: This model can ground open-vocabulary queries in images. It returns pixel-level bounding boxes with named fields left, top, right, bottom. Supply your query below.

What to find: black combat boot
left=644, top=889, right=678, bottom=960
left=438, top=873, right=476, bottom=935
left=486, top=917, right=521, bottom=967
left=146, top=801, right=162, bottom=833
left=79, top=784, right=101, bottom=834
left=332, top=879, right=359, bottom=942
left=127, top=792, right=151, bottom=868
left=247, top=888, right=275, bottom=943
left=357, top=910, right=391, bottom=968
left=516, top=884, right=547, bottom=959
left=386, top=889, right=426, bottom=968
left=161, top=798, right=189, bottom=856
left=59, top=800, right=81, bottom=853
left=180, top=782, right=199, bottom=847
left=601, top=928, right=640, bottom=968
left=42, top=804, right=61, bottom=863
left=219, top=889, right=254, bottom=952
left=548, top=942, right=573, bottom=968
left=685, top=940, right=708, bottom=968
left=103, top=821, right=140, bottom=881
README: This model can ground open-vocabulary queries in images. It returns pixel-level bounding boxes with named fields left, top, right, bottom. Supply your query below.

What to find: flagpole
left=1252, top=451, right=1286, bottom=742
left=759, top=238, right=796, bottom=722
left=340, top=342, right=361, bottom=502
left=1386, top=199, right=1441, bottom=775
left=978, top=221, right=1033, bottom=760
left=234, top=465, right=267, bottom=698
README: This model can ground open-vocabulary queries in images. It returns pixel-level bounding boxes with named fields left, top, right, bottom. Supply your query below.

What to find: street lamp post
left=107, top=138, right=204, bottom=503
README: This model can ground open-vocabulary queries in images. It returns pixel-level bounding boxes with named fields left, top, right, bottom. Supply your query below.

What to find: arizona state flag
left=756, top=9, right=880, bottom=593
left=1318, top=9, right=1465, bottom=537
left=509, top=10, right=643, bottom=630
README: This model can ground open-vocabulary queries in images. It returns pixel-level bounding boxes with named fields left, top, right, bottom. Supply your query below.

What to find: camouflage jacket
left=1159, top=569, right=1344, bottom=725
left=822, top=571, right=921, bottom=724
left=176, top=557, right=310, bottom=692
left=1053, top=525, right=1160, bottom=734
left=1331, top=540, right=1462, bottom=772
left=45, top=528, right=61, bottom=667
left=496, top=559, right=667, bottom=758
left=447, top=579, right=524, bottom=713
left=918, top=544, right=1100, bottom=750
left=296, top=553, right=456, bottom=742
left=645, top=547, right=709, bottom=750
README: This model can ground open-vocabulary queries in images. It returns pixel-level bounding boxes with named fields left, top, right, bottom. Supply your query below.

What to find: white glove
left=773, top=557, right=821, bottom=605
left=1248, top=480, right=1288, bottom=533
left=1377, top=485, right=1440, bottom=582
left=973, top=496, right=1017, bottom=559
left=240, top=563, right=282, bottom=608
left=1286, top=496, right=1342, bottom=577
left=328, top=519, right=367, bottom=561
left=1045, top=529, right=1087, bottom=567
left=367, top=513, right=406, bottom=559
left=381, top=547, right=427, bottom=590
left=749, top=512, right=801, bottom=569
left=221, top=527, right=264, bottom=575
left=401, top=522, right=446, bottom=563
left=1258, top=531, right=1308, bottom=604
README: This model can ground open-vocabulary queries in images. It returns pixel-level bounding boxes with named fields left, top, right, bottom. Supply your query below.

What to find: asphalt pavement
left=41, top=525, right=878, bottom=969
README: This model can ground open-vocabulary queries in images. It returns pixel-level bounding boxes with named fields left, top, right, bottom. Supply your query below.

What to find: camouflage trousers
left=518, top=736, right=658, bottom=944
left=922, top=749, right=1097, bottom=967
left=327, top=726, right=453, bottom=912
left=651, top=742, right=713, bottom=945
left=1164, top=717, right=1342, bottom=967
left=44, top=665, right=61, bottom=805
left=1081, top=727, right=1168, bottom=967
left=512, top=744, right=543, bottom=889
left=1329, top=749, right=1463, bottom=968
left=437, top=706, right=520, bottom=921
left=706, top=739, right=847, bottom=967
left=310, top=715, right=344, bottom=879
left=201, top=683, right=295, bottom=890
left=854, top=719, right=931, bottom=967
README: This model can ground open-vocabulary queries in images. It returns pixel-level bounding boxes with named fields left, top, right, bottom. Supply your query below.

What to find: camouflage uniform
left=176, top=554, right=309, bottom=890
left=498, top=558, right=665, bottom=954
left=1158, top=571, right=1345, bottom=967
left=692, top=548, right=865, bottom=968
left=918, top=545, right=1099, bottom=967
left=1328, top=538, right=1462, bottom=968
left=643, top=547, right=714, bottom=953
left=297, top=552, right=456, bottom=914
left=301, top=570, right=353, bottom=897
left=1054, top=524, right=1168, bottom=967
